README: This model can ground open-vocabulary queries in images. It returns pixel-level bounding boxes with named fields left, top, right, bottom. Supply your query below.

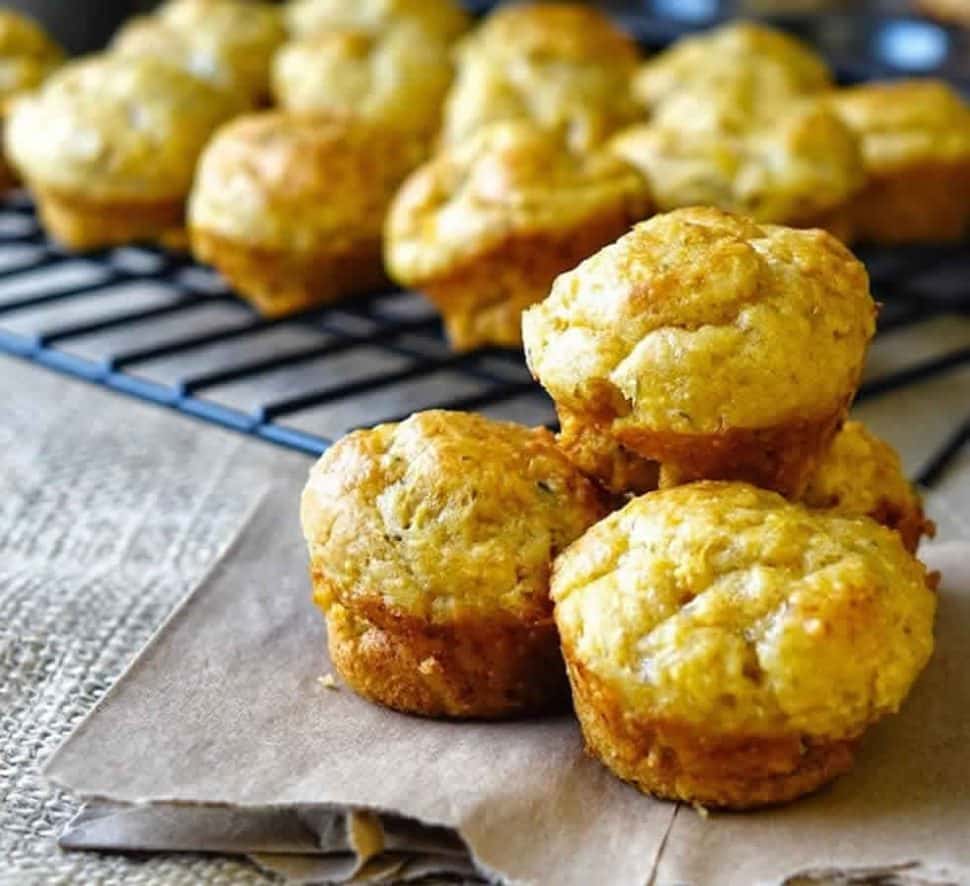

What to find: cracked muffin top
left=633, top=22, right=832, bottom=126
left=440, top=3, right=641, bottom=150
left=300, top=410, right=610, bottom=624
left=610, top=99, right=864, bottom=223
left=112, top=0, right=285, bottom=103
left=272, top=24, right=453, bottom=140
left=522, top=207, right=876, bottom=436
left=189, top=110, right=425, bottom=252
left=553, top=481, right=936, bottom=738
left=827, top=79, right=970, bottom=173
left=385, top=120, right=650, bottom=284
left=4, top=54, right=241, bottom=202
left=286, top=0, right=469, bottom=41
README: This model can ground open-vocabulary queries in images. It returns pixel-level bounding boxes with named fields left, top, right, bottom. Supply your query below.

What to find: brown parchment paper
left=45, top=484, right=970, bottom=885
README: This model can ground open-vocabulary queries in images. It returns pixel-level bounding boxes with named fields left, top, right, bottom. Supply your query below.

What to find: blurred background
left=4, top=0, right=969, bottom=89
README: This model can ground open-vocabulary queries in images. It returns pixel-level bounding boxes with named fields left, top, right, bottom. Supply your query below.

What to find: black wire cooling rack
left=1, top=2, right=969, bottom=483
left=0, top=192, right=968, bottom=486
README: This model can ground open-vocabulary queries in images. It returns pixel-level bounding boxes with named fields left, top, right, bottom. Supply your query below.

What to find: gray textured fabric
left=0, top=353, right=312, bottom=883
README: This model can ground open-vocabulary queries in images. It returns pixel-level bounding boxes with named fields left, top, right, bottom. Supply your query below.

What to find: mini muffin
left=272, top=24, right=453, bottom=146
left=440, top=3, right=642, bottom=151
left=0, top=10, right=63, bottom=191
left=803, top=421, right=934, bottom=552
left=4, top=55, right=241, bottom=250
left=522, top=207, right=877, bottom=497
left=385, top=121, right=651, bottom=350
left=189, top=111, right=426, bottom=316
left=286, top=0, right=470, bottom=42
left=827, top=79, right=970, bottom=243
left=610, top=99, right=863, bottom=235
left=633, top=21, right=833, bottom=127
left=300, top=410, right=611, bottom=719
left=112, top=0, right=285, bottom=105
left=553, top=482, right=937, bottom=809
left=917, top=0, right=970, bottom=25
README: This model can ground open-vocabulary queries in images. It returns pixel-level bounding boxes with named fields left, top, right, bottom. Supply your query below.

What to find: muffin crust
left=300, top=410, right=610, bottom=718
left=385, top=120, right=651, bottom=350
left=4, top=55, right=240, bottom=249
left=803, top=421, right=933, bottom=552
left=522, top=207, right=876, bottom=496
left=113, top=0, right=285, bottom=104
left=828, top=79, right=970, bottom=243
left=190, top=111, right=425, bottom=315
left=441, top=3, right=641, bottom=150
left=553, top=482, right=936, bottom=808
left=272, top=25, right=453, bottom=144
left=610, top=100, right=864, bottom=231
left=286, top=0, right=469, bottom=42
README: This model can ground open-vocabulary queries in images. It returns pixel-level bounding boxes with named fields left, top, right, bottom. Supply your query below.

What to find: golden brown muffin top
left=828, top=79, right=970, bottom=171
left=523, top=207, right=876, bottom=434
left=4, top=54, right=241, bottom=202
left=0, top=10, right=62, bottom=109
left=460, top=3, right=640, bottom=64
left=803, top=420, right=927, bottom=528
left=553, top=482, right=936, bottom=738
left=271, top=25, right=453, bottom=140
left=610, top=99, right=864, bottom=223
left=300, top=410, right=610, bottom=624
left=113, top=0, right=284, bottom=103
left=286, top=0, right=470, bottom=41
left=634, top=21, right=832, bottom=123
left=440, top=4, right=641, bottom=149
left=385, top=120, right=651, bottom=284
left=189, top=110, right=426, bottom=252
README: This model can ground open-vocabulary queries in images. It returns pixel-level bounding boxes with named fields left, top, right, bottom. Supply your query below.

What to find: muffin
left=272, top=23, right=453, bottom=146
left=440, top=3, right=642, bottom=151
left=610, top=99, right=864, bottom=235
left=286, top=0, right=470, bottom=42
left=827, top=79, right=970, bottom=243
left=189, top=111, right=426, bottom=316
left=633, top=21, right=833, bottom=127
left=553, top=482, right=937, bottom=809
left=4, top=55, right=241, bottom=250
left=385, top=121, right=651, bottom=350
left=0, top=10, right=63, bottom=191
left=917, top=0, right=970, bottom=25
left=112, top=0, right=285, bottom=105
left=299, top=410, right=611, bottom=718
left=522, top=207, right=877, bottom=497
left=803, top=421, right=934, bottom=552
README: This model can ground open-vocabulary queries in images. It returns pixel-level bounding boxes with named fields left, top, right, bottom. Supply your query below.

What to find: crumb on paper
left=692, top=802, right=709, bottom=819
left=318, top=673, right=338, bottom=690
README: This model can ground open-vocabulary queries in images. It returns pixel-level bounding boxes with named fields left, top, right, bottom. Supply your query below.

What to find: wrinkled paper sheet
left=45, top=484, right=970, bottom=885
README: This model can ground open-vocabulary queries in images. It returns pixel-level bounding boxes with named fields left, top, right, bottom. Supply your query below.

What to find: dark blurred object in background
left=4, top=0, right=156, bottom=53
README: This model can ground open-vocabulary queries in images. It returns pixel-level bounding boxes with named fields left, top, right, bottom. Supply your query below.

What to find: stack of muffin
left=302, top=204, right=938, bottom=809
left=2, top=3, right=967, bottom=353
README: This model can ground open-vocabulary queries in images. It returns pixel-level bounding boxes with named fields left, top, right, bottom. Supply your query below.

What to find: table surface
left=1, top=352, right=968, bottom=884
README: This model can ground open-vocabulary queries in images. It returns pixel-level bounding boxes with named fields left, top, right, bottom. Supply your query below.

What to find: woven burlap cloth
left=2, top=351, right=968, bottom=884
